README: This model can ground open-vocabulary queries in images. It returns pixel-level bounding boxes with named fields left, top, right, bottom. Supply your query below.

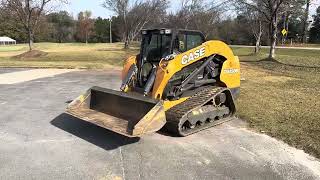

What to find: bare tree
left=234, top=2, right=265, bottom=53
left=249, top=13, right=264, bottom=54
left=127, top=0, right=168, bottom=41
left=103, top=0, right=168, bottom=49
left=235, top=0, right=288, bottom=59
left=103, top=0, right=129, bottom=48
left=2, top=0, right=67, bottom=51
left=165, top=0, right=222, bottom=39
left=187, top=0, right=222, bottom=38
left=76, top=11, right=94, bottom=44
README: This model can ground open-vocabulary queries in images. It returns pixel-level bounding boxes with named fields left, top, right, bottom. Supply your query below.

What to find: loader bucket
left=66, top=86, right=166, bottom=137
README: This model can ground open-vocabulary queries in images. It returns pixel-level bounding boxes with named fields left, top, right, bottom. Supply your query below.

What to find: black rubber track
left=164, top=86, right=236, bottom=136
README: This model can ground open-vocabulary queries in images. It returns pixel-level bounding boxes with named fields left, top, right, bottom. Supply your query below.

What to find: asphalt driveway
left=0, top=68, right=319, bottom=180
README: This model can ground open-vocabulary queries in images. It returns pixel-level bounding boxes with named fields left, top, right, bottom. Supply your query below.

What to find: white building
left=0, top=37, right=16, bottom=45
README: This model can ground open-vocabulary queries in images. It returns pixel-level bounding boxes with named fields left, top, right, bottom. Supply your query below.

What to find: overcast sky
left=62, top=0, right=320, bottom=19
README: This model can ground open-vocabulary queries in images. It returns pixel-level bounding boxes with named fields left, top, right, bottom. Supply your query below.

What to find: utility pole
left=303, top=0, right=310, bottom=43
left=109, top=17, right=112, bottom=43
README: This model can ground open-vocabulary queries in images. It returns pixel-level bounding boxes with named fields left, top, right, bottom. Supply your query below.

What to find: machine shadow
left=50, top=113, right=140, bottom=151
left=157, top=128, right=179, bottom=137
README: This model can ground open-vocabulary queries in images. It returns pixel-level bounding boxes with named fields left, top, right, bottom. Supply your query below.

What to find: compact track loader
left=66, top=29, right=240, bottom=137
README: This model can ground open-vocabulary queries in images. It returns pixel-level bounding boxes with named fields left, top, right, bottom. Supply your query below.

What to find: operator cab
left=138, top=28, right=206, bottom=87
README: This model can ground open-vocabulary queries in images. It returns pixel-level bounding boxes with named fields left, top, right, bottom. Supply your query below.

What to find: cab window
left=186, top=34, right=203, bottom=50
left=176, top=32, right=204, bottom=53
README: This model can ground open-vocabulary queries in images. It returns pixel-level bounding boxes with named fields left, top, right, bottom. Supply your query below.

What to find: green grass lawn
left=233, top=47, right=320, bottom=158
left=0, top=44, right=27, bottom=52
left=0, top=42, right=320, bottom=158
left=282, top=43, right=320, bottom=48
left=232, top=47, right=320, bottom=68
left=237, top=62, right=320, bottom=158
left=0, top=42, right=318, bottom=69
left=0, top=43, right=139, bottom=69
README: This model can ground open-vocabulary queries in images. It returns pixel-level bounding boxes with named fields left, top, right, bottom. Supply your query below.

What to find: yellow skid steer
left=66, top=29, right=240, bottom=137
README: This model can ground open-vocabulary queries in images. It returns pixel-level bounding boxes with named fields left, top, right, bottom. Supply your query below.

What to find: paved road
left=0, top=68, right=320, bottom=180
left=230, top=45, right=320, bottom=50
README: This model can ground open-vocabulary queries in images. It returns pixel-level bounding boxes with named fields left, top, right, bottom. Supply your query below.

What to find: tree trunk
left=303, top=0, right=310, bottom=43
left=124, top=30, right=130, bottom=49
left=109, top=19, right=112, bottom=43
left=124, top=36, right=129, bottom=49
left=255, top=21, right=263, bottom=54
left=286, top=15, right=289, bottom=43
left=123, top=11, right=130, bottom=49
left=255, top=35, right=261, bottom=54
left=85, top=32, right=88, bottom=44
left=270, top=36, right=276, bottom=59
left=28, top=30, right=33, bottom=51
left=269, top=16, right=278, bottom=59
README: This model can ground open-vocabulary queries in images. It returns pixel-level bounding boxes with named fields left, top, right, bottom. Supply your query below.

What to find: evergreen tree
left=92, top=17, right=110, bottom=43
left=309, top=6, right=320, bottom=43
left=47, top=11, right=74, bottom=43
